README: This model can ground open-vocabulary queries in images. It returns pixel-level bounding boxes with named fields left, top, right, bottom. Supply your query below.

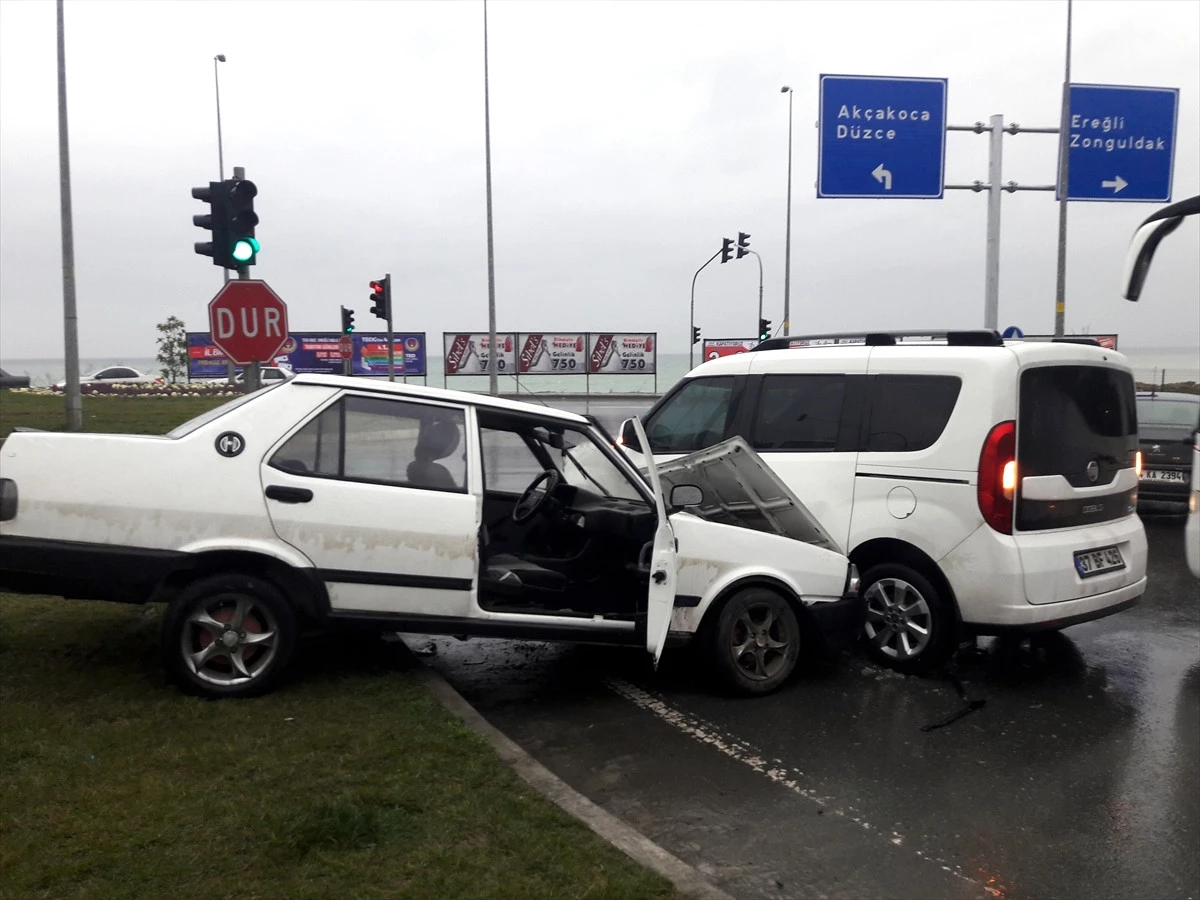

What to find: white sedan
left=55, top=365, right=162, bottom=388
left=0, top=376, right=860, bottom=699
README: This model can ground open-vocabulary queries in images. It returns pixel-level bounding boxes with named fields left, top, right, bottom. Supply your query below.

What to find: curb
left=407, top=656, right=734, bottom=900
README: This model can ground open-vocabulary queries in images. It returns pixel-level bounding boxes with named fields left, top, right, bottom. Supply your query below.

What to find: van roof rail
left=751, top=330, right=1004, bottom=351
left=1050, top=337, right=1101, bottom=346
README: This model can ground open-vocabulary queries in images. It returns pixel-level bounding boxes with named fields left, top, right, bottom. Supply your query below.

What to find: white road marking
left=606, top=677, right=984, bottom=890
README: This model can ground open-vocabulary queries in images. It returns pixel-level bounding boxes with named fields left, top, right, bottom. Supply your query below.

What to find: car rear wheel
left=710, top=587, right=801, bottom=695
left=860, top=563, right=954, bottom=674
left=162, top=573, right=297, bottom=698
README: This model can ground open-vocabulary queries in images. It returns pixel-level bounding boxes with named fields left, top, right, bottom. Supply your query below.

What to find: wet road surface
left=409, top=518, right=1200, bottom=899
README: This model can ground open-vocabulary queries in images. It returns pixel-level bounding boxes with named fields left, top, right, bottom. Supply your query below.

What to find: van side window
left=865, top=375, right=962, bottom=452
left=645, top=377, right=735, bottom=454
left=751, top=375, right=846, bottom=451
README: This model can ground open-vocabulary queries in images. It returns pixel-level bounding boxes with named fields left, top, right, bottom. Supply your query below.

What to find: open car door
left=634, top=418, right=676, bottom=666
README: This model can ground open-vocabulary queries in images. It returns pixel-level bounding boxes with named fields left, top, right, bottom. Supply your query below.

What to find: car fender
left=175, top=536, right=316, bottom=571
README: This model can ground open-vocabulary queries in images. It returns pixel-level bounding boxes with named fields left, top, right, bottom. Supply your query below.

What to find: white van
left=621, top=329, right=1148, bottom=672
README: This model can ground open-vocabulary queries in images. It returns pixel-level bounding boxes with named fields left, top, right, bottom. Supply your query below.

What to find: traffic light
left=192, top=181, right=229, bottom=266
left=737, top=232, right=751, bottom=259
left=720, top=238, right=733, bottom=264
left=759, top=318, right=772, bottom=342
left=341, top=306, right=356, bottom=334
left=369, top=275, right=391, bottom=321
left=226, top=179, right=259, bottom=266
left=692, top=326, right=701, bottom=345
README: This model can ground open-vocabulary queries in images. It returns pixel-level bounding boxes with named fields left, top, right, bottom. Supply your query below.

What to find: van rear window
left=1018, top=366, right=1136, bottom=488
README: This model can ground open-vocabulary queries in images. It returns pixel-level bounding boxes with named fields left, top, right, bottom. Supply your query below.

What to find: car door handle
left=265, top=485, right=313, bottom=504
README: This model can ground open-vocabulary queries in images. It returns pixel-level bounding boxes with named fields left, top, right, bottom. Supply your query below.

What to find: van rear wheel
left=860, top=563, right=954, bottom=674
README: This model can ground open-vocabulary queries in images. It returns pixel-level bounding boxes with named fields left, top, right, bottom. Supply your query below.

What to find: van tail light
left=1135, top=450, right=1143, bottom=478
left=978, top=420, right=1016, bottom=534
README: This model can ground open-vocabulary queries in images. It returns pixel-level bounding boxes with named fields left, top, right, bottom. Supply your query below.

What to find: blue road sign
left=1002, top=325, right=1024, bottom=339
left=818, top=75, right=948, bottom=199
left=1064, top=83, right=1178, bottom=203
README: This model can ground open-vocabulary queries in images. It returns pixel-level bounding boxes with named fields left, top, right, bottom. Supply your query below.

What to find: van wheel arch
left=848, top=538, right=961, bottom=627
left=150, top=550, right=328, bottom=625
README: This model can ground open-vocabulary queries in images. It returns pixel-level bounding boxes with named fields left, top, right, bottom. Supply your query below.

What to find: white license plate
left=1140, top=469, right=1189, bottom=483
left=1074, top=545, right=1125, bottom=578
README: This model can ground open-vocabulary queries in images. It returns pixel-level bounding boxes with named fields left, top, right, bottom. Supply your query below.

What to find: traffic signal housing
left=720, top=238, right=733, bottom=264
left=369, top=275, right=391, bottom=321
left=341, top=306, right=356, bottom=334
left=759, top=318, right=772, bottom=342
left=737, top=232, right=751, bottom=259
left=692, top=326, right=702, bottom=345
left=226, top=179, right=259, bottom=266
left=192, top=181, right=228, bottom=266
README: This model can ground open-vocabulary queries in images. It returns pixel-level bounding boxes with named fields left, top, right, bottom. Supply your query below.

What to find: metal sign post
left=385, top=273, right=396, bottom=383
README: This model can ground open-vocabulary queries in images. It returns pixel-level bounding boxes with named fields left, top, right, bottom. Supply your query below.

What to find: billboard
left=517, top=334, right=587, bottom=374
left=587, top=333, right=656, bottom=374
left=702, top=338, right=758, bottom=361
left=188, top=332, right=427, bottom=378
left=442, top=333, right=518, bottom=375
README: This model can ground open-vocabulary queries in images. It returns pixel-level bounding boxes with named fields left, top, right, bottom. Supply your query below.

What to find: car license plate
left=1074, top=545, right=1125, bottom=578
left=1139, top=469, right=1188, bottom=483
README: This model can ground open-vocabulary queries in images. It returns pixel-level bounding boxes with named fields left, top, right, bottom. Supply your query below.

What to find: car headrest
left=415, top=420, right=461, bottom=462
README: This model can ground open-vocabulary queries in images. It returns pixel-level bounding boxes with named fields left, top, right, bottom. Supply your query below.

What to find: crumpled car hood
left=656, top=436, right=840, bottom=554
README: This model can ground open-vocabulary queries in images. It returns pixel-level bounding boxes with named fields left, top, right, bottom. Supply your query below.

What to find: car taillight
left=978, top=420, right=1016, bottom=534
left=1135, top=450, right=1143, bottom=478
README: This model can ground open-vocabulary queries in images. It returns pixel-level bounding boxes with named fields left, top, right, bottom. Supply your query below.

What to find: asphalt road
left=409, top=516, right=1200, bottom=900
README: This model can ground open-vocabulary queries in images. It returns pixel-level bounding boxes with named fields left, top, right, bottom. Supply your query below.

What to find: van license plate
left=1074, top=545, right=1125, bottom=578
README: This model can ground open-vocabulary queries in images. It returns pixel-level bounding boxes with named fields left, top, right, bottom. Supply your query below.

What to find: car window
left=94, top=368, right=120, bottom=379
left=864, top=375, right=962, bottom=452
left=112, top=368, right=139, bottom=378
left=644, top=377, right=735, bottom=454
left=751, top=374, right=846, bottom=451
left=481, top=427, right=545, bottom=493
left=1137, top=397, right=1200, bottom=428
left=270, top=395, right=468, bottom=492
left=557, top=429, right=646, bottom=502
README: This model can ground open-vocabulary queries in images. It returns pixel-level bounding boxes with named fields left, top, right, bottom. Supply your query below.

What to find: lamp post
left=482, top=0, right=498, bottom=396
left=780, top=85, right=793, bottom=336
left=214, top=54, right=228, bottom=284
left=689, top=249, right=721, bottom=370
left=746, top=250, right=764, bottom=339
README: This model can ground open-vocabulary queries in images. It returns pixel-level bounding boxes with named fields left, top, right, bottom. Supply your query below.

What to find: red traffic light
left=370, top=281, right=385, bottom=295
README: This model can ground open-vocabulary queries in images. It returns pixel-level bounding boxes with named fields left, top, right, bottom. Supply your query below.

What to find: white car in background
left=55, top=365, right=162, bottom=388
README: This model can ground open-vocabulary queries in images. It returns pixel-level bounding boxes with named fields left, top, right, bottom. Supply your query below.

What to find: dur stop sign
left=207, top=280, right=289, bottom=365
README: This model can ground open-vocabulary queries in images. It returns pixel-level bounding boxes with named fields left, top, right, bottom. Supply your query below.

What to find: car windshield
left=166, top=382, right=285, bottom=438
left=1137, top=397, right=1200, bottom=427
left=535, top=427, right=646, bottom=502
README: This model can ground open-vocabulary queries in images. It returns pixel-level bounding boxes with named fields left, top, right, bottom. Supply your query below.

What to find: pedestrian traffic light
left=192, top=181, right=229, bottom=266
left=737, top=232, right=751, bottom=259
left=226, top=179, right=259, bottom=267
left=720, top=238, right=733, bottom=264
left=369, top=276, right=391, bottom=321
left=692, top=326, right=701, bottom=345
left=341, top=306, right=356, bottom=334
left=759, top=318, right=772, bottom=342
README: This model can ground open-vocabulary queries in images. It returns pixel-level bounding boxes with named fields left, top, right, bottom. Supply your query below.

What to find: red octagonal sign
left=207, top=280, right=289, bottom=365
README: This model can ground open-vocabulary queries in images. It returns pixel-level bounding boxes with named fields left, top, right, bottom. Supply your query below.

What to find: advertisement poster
left=587, top=333, right=657, bottom=374
left=188, top=332, right=343, bottom=378
left=351, top=334, right=427, bottom=376
left=442, top=333, right=518, bottom=376
left=703, top=338, right=758, bottom=361
left=517, top=334, right=587, bottom=374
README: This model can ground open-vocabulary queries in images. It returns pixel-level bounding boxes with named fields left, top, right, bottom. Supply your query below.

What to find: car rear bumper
left=806, top=593, right=866, bottom=652
left=966, top=578, right=1144, bottom=632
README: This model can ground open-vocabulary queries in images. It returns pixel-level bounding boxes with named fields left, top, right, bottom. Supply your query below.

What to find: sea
left=3, top=347, right=1197, bottom=393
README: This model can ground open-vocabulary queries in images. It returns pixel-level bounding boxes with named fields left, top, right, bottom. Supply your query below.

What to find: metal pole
left=215, top=54, right=229, bottom=286
left=984, top=114, right=1004, bottom=330
left=748, top=250, right=764, bottom=337
left=483, top=0, right=499, bottom=396
left=386, top=273, right=396, bottom=382
left=230, top=166, right=261, bottom=393
left=56, top=0, right=81, bottom=432
left=689, top=249, right=721, bottom=369
left=782, top=86, right=794, bottom=336
left=1054, top=0, right=1073, bottom=337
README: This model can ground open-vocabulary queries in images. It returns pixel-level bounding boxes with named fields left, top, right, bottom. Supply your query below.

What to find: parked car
left=1135, top=391, right=1200, bottom=515
left=1189, top=435, right=1200, bottom=578
left=233, top=364, right=294, bottom=386
left=55, top=366, right=162, bottom=388
left=0, top=376, right=860, bottom=698
left=0, top=367, right=31, bottom=389
left=621, top=329, right=1148, bottom=674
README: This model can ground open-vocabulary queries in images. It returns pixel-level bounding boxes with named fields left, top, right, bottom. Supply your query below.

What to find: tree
left=155, top=316, right=189, bottom=383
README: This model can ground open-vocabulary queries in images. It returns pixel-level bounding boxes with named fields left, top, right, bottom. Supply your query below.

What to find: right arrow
left=1101, top=175, right=1128, bottom=194
left=871, top=163, right=893, bottom=190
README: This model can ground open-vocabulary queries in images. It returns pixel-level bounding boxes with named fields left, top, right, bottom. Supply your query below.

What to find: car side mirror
left=670, top=484, right=703, bottom=508
left=619, top=418, right=642, bottom=452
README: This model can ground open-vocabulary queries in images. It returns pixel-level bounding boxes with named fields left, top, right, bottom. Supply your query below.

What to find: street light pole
left=1053, top=0, right=1073, bottom=336
left=689, top=249, right=721, bottom=370
left=214, top=54, right=228, bottom=285
left=482, top=0, right=499, bottom=396
left=781, top=86, right=794, bottom=336
left=747, top=250, right=764, bottom=338
left=56, top=0, right=81, bottom=432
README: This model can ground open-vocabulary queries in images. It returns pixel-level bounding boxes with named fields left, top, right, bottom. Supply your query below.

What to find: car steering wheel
left=512, top=469, right=562, bottom=524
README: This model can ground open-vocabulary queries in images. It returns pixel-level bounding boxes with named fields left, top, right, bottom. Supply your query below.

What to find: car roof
left=288, top=374, right=590, bottom=424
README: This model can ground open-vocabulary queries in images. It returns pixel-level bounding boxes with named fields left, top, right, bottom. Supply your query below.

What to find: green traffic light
left=231, top=237, right=259, bottom=263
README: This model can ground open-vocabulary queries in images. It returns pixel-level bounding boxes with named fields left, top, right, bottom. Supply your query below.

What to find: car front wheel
left=710, top=587, right=801, bottom=695
left=162, top=573, right=297, bottom=698
left=860, top=563, right=954, bottom=674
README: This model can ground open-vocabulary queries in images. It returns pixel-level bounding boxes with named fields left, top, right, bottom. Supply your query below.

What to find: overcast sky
left=1, top=0, right=1197, bottom=360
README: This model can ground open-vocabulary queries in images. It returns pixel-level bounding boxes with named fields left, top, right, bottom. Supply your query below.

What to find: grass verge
left=0, top=391, right=230, bottom=440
